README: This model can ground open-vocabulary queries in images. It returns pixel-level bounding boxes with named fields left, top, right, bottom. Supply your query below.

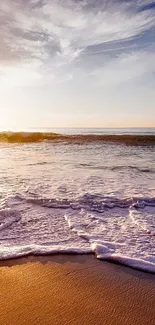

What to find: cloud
left=0, top=0, right=155, bottom=86
left=137, top=1, right=155, bottom=12
left=89, top=50, right=155, bottom=87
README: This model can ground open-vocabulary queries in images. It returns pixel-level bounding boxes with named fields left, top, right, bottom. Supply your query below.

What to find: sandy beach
left=0, top=255, right=154, bottom=325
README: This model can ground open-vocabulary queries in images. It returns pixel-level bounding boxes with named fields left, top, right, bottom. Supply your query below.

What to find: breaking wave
left=0, top=131, right=155, bottom=145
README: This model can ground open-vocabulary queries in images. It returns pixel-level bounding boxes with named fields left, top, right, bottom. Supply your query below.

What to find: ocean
left=0, top=127, right=155, bottom=272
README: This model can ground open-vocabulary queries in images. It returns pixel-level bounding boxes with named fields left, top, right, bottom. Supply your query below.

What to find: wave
left=26, top=194, right=155, bottom=211
left=0, top=244, right=92, bottom=260
left=92, top=245, right=155, bottom=273
left=111, top=166, right=155, bottom=174
left=0, top=243, right=154, bottom=273
left=1, top=193, right=155, bottom=273
left=78, top=164, right=155, bottom=173
left=0, top=132, right=155, bottom=145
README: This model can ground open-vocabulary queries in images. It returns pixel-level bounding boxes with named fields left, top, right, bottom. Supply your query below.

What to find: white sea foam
left=0, top=244, right=91, bottom=260
left=92, top=244, right=155, bottom=273
left=0, top=198, right=155, bottom=272
left=129, top=206, right=155, bottom=234
left=0, top=208, right=21, bottom=231
left=64, top=205, right=155, bottom=272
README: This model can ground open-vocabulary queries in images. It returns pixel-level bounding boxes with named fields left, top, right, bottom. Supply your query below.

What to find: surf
left=0, top=131, right=155, bottom=145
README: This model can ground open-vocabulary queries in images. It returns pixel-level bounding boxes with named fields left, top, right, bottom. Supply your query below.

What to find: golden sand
left=0, top=255, right=155, bottom=325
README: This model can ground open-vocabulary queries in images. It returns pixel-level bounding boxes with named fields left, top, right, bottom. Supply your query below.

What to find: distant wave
left=0, top=131, right=155, bottom=145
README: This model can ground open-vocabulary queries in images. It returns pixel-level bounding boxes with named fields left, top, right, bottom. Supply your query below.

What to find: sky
left=0, top=0, right=155, bottom=129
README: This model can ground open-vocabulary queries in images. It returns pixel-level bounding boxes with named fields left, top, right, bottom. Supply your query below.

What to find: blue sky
left=0, top=0, right=155, bottom=129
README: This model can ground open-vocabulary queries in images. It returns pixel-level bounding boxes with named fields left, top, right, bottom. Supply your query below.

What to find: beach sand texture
left=0, top=255, right=155, bottom=325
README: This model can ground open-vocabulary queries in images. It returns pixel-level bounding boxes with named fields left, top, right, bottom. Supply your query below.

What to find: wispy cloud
left=89, top=51, right=155, bottom=87
left=0, top=0, right=155, bottom=86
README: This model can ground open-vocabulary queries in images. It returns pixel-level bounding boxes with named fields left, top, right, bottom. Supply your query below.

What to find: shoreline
left=0, top=255, right=155, bottom=325
left=0, top=252, right=155, bottom=274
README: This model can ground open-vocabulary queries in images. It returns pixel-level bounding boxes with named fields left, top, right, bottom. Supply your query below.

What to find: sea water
left=0, top=128, right=155, bottom=272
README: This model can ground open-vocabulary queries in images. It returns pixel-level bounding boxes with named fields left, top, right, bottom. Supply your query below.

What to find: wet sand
left=0, top=255, right=155, bottom=325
